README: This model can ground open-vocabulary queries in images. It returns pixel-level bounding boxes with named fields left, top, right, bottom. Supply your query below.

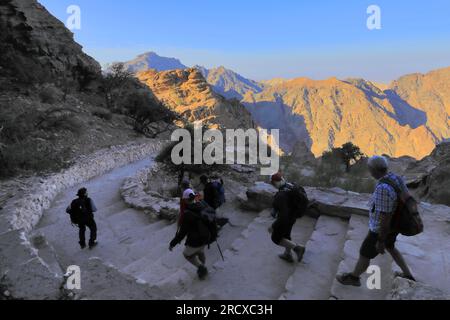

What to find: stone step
left=280, top=215, right=348, bottom=300
left=150, top=208, right=262, bottom=298
left=120, top=222, right=178, bottom=276
left=330, top=215, right=392, bottom=300
left=174, top=211, right=317, bottom=300
left=130, top=207, right=257, bottom=291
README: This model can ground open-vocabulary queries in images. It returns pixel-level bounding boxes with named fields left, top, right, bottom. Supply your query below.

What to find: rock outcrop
left=136, top=68, right=255, bottom=129
left=0, top=0, right=101, bottom=86
left=405, top=141, right=450, bottom=205
left=120, top=164, right=179, bottom=222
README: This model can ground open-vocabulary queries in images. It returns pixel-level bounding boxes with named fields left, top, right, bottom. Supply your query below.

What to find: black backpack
left=66, top=198, right=91, bottom=225
left=187, top=201, right=218, bottom=245
left=380, top=178, right=424, bottom=236
left=281, top=183, right=309, bottom=218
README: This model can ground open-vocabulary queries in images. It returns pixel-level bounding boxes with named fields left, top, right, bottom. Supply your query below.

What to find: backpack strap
left=379, top=177, right=409, bottom=203
left=379, top=177, right=401, bottom=195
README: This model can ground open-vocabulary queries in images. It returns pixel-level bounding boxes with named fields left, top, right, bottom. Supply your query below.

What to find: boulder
left=238, top=182, right=370, bottom=218
left=121, top=168, right=179, bottom=222
left=238, top=182, right=277, bottom=212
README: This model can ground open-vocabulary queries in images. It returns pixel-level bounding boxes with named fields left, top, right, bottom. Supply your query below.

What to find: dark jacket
left=272, top=191, right=297, bottom=228
left=170, top=203, right=211, bottom=248
left=203, top=182, right=221, bottom=209
left=67, top=197, right=97, bottom=223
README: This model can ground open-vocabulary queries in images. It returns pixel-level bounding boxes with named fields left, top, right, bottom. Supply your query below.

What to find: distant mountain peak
left=124, top=51, right=187, bottom=73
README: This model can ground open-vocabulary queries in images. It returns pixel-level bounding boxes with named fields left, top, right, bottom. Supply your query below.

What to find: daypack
left=205, top=180, right=225, bottom=209
left=186, top=201, right=218, bottom=245
left=66, top=198, right=92, bottom=225
left=279, top=183, right=309, bottom=218
left=380, top=178, right=424, bottom=236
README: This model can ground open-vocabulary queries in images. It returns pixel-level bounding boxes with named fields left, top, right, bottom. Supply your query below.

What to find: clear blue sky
left=39, top=0, right=450, bottom=83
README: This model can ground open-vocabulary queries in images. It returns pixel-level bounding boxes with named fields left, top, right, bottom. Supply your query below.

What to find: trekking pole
left=216, top=241, right=225, bottom=261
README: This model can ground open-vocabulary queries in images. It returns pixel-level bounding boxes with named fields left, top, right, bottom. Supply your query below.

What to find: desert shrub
left=92, top=107, right=113, bottom=120
left=39, top=84, right=61, bottom=104
left=123, top=91, right=177, bottom=137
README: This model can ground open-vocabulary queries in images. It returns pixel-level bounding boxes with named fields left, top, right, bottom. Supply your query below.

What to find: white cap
left=182, top=188, right=195, bottom=200
left=368, top=155, right=388, bottom=170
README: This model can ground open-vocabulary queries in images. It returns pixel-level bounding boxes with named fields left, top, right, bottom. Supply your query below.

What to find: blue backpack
left=211, top=180, right=225, bottom=207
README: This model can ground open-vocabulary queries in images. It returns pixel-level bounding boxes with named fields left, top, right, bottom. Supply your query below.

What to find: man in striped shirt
left=336, top=156, right=415, bottom=287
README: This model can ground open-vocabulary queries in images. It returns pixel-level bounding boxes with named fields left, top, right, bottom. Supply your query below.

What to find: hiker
left=66, top=187, right=98, bottom=250
left=200, top=175, right=228, bottom=229
left=170, top=190, right=217, bottom=280
left=268, top=173, right=307, bottom=263
left=336, top=156, right=416, bottom=286
left=178, top=180, right=193, bottom=226
left=200, top=175, right=225, bottom=210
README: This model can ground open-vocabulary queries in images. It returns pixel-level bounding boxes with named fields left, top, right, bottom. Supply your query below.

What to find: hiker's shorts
left=271, top=219, right=296, bottom=245
left=183, top=245, right=205, bottom=257
left=360, top=231, right=398, bottom=259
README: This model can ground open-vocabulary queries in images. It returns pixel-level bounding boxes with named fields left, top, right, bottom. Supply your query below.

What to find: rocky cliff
left=195, top=65, right=264, bottom=100
left=390, top=67, right=450, bottom=141
left=136, top=68, right=255, bottom=129
left=405, top=141, right=450, bottom=206
left=242, top=73, right=446, bottom=158
left=0, top=0, right=101, bottom=87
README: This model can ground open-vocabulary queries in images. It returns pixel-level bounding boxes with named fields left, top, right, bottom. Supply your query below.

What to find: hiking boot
left=89, top=241, right=98, bottom=250
left=278, top=252, right=295, bottom=263
left=79, top=242, right=86, bottom=250
left=394, top=271, right=416, bottom=282
left=336, top=273, right=361, bottom=287
left=197, top=265, right=208, bottom=280
left=293, top=245, right=306, bottom=262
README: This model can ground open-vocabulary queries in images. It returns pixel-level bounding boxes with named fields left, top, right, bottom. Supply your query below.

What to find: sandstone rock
left=137, top=68, right=255, bottom=130
left=390, top=277, right=450, bottom=300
